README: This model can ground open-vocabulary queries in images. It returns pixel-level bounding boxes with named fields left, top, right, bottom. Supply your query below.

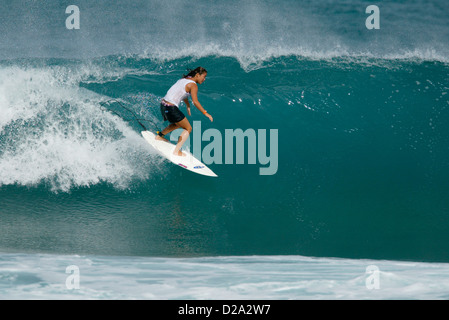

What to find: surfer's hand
left=206, top=113, right=213, bottom=122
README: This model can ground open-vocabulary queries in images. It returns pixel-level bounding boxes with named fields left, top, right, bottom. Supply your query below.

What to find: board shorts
left=160, top=100, right=186, bottom=123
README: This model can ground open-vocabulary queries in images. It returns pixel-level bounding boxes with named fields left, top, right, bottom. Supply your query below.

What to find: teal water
left=0, top=0, right=449, bottom=268
left=1, top=56, right=448, bottom=263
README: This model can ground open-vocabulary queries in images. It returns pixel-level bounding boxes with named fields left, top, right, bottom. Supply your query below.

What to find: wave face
left=0, top=0, right=449, bottom=263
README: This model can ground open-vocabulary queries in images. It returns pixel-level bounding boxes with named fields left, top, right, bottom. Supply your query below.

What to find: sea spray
left=0, top=64, right=157, bottom=192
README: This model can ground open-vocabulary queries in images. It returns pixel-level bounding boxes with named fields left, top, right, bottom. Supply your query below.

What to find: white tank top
left=163, top=78, right=196, bottom=107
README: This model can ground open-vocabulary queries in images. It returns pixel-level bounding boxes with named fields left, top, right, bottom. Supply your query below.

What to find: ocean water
left=1, top=0, right=449, bottom=299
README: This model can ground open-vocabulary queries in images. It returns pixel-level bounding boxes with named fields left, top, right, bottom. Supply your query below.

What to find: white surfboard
left=141, top=131, right=218, bottom=177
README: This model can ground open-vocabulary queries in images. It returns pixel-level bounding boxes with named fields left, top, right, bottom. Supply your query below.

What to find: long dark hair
left=183, top=67, right=207, bottom=78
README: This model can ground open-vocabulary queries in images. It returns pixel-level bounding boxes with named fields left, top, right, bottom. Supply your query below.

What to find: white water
left=0, top=64, right=158, bottom=192
left=1, top=252, right=449, bottom=299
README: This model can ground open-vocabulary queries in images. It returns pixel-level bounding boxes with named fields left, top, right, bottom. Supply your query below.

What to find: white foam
left=1, top=252, right=449, bottom=300
left=0, top=64, right=158, bottom=192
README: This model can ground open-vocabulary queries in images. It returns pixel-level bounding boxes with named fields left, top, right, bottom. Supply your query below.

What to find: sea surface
left=0, top=0, right=448, bottom=299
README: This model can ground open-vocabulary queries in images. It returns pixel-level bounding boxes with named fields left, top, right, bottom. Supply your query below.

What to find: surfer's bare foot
left=173, top=150, right=186, bottom=157
left=155, top=135, right=168, bottom=142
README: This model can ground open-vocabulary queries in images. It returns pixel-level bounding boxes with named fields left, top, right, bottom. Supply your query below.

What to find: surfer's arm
left=184, top=98, right=192, bottom=116
left=189, top=83, right=213, bottom=122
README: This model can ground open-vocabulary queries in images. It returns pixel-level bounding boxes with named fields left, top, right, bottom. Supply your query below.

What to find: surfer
left=156, top=67, right=213, bottom=156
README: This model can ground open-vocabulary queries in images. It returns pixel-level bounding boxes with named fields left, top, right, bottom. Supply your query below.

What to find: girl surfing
left=156, top=67, right=213, bottom=157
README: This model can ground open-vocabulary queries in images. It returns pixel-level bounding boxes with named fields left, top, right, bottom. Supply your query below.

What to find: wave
left=0, top=54, right=448, bottom=261
left=0, top=62, right=162, bottom=192
left=1, top=53, right=448, bottom=194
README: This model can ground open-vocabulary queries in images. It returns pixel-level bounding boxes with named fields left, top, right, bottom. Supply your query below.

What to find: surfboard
left=141, top=131, right=218, bottom=177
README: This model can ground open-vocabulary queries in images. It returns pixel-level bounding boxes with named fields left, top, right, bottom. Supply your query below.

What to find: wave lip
left=140, top=46, right=449, bottom=71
